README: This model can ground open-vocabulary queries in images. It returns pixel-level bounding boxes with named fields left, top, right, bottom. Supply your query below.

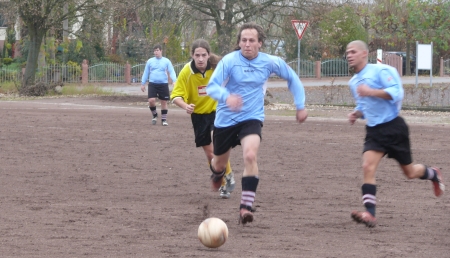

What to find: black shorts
left=213, top=119, right=263, bottom=156
left=148, top=82, right=170, bottom=100
left=191, top=112, right=215, bottom=147
left=364, top=116, right=412, bottom=165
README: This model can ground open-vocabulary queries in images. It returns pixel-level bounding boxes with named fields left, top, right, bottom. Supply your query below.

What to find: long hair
left=191, top=39, right=211, bottom=55
left=234, top=22, right=266, bottom=50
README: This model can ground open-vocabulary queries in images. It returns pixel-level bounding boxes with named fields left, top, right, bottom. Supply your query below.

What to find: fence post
left=315, top=61, right=321, bottom=79
left=440, top=57, right=443, bottom=77
left=82, top=59, right=88, bottom=84
left=125, top=62, right=131, bottom=85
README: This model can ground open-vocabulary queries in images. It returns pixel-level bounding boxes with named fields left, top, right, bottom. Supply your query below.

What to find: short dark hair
left=191, top=39, right=211, bottom=55
left=153, top=44, right=162, bottom=51
left=235, top=22, right=266, bottom=50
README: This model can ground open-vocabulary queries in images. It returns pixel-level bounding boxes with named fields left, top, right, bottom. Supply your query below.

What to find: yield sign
left=291, top=20, right=309, bottom=40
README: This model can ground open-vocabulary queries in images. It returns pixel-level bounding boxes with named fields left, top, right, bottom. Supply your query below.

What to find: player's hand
left=356, top=84, right=373, bottom=97
left=296, top=109, right=308, bottom=123
left=185, top=104, right=195, bottom=114
left=226, top=94, right=243, bottom=112
left=141, top=85, right=146, bottom=92
left=348, top=111, right=361, bottom=125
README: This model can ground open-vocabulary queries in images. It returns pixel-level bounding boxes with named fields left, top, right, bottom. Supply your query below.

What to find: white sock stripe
left=362, top=194, right=376, bottom=201
left=427, top=167, right=435, bottom=180
left=242, top=191, right=255, bottom=197
left=363, top=199, right=377, bottom=205
left=241, top=196, right=255, bottom=202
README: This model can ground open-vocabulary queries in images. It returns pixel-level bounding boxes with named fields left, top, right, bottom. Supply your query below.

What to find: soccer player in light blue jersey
left=141, top=45, right=177, bottom=126
left=346, top=40, right=444, bottom=228
left=206, top=22, right=308, bottom=225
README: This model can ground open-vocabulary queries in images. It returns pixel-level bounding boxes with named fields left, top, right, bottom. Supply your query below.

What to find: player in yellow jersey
left=170, top=39, right=235, bottom=199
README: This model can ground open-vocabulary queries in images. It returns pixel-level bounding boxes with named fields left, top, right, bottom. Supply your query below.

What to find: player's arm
left=141, top=61, right=150, bottom=92
left=356, top=85, right=392, bottom=100
left=206, top=59, right=230, bottom=103
left=273, top=57, right=306, bottom=112
left=171, top=63, right=194, bottom=114
left=167, top=61, right=177, bottom=84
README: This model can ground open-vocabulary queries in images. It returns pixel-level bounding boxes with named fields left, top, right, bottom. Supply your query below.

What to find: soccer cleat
left=152, top=116, right=157, bottom=125
left=162, top=120, right=168, bottom=126
left=219, top=186, right=230, bottom=199
left=239, top=208, right=254, bottom=225
left=351, top=210, right=377, bottom=228
left=225, top=172, right=236, bottom=193
left=431, top=167, right=445, bottom=197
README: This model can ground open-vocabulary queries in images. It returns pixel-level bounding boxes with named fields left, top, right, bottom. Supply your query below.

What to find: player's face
left=154, top=48, right=162, bottom=58
left=239, top=28, right=262, bottom=60
left=192, top=47, right=210, bottom=72
left=345, top=43, right=367, bottom=72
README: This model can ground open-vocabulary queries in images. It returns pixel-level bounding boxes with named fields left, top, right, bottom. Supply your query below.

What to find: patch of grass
left=0, top=81, right=19, bottom=94
left=59, top=84, right=115, bottom=96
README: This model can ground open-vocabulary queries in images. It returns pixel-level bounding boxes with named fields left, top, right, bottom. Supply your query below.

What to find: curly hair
left=234, top=22, right=266, bottom=50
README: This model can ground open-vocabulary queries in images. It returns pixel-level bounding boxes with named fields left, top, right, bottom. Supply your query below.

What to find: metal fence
left=286, top=59, right=316, bottom=78
left=320, top=58, right=349, bottom=77
left=0, top=67, right=21, bottom=83
left=88, top=62, right=125, bottom=83
left=37, top=64, right=81, bottom=84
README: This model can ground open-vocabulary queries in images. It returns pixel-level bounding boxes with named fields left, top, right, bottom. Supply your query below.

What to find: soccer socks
left=362, top=184, right=376, bottom=217
left=149, top=106, right=157, bottom=117
left=240, top=176, right=259, bottom=211
left=161, top=109, right=168, bottom=121
left=420, top=166, right=438, bottom=182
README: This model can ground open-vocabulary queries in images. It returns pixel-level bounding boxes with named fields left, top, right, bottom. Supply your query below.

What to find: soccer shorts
left=363, top=116, right=412, bottom=165
left=191, top=112, right=215, bottom=147
left=213, top=119, right=263, bottom=156
left=148, top=82, right=170, bottom=100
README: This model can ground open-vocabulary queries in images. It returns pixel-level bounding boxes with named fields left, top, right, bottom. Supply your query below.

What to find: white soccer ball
left=198, top=217, right=228, bottom=248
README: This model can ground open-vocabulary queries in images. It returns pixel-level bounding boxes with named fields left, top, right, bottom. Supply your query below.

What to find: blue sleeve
left=206, top=60, right=230, bottom=103
left=141, top=61, right=150, bottom=85
left=167, top=60, right=177, bottom=83
left=379, top=69, right=403, bottom=103
left=272, top=57, right=305, bottom=109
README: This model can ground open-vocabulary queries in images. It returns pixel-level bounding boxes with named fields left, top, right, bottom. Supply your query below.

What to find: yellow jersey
left=171, top=61, right=217, bottom=114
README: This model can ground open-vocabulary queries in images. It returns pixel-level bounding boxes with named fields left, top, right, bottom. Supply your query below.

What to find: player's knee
left=243, top=151, right=257, bottom=165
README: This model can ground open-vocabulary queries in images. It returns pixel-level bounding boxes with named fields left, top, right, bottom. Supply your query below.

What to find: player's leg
left=237, top=120, right=262, bottom=225
left=351, top=149, right=383, bottom=228
left=390, top=118, right=444, bottom=197
left=148, top=83, right=158, bottom=124
left=401, top=164, right=444, bottom=197
left=159, top=83, right=170, bottom=126
left=209, top=127, right=235, bottom=194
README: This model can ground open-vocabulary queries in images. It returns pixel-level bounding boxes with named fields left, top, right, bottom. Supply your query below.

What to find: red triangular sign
left=291, top=20, right=309, bottom=40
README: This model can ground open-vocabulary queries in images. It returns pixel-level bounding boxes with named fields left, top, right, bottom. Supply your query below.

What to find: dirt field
left=0, top=96, right=449, bottom=257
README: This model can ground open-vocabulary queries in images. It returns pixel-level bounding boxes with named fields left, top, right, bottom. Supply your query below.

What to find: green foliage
left=319, top=6, right=368, bottom=56
left=3, top=57, right=13, bottom=65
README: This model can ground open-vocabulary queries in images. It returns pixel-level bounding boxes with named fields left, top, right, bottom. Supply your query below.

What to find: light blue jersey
left=141, top=57, right=177, bottom=84
left=349, top=64, right=404, bottom=127
left=206, top=50, right=305, bottom=128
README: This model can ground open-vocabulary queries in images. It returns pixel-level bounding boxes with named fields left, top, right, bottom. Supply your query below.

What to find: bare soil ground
left=1, top=95, right=449, bottom=257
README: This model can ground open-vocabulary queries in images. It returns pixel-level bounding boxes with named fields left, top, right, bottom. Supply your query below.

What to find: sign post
left=291, top=20, right=309, bottom=77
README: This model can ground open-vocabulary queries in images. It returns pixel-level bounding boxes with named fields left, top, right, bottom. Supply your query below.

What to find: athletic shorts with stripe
left=363, top=116, right=412, bottom=165
left=213, top=119, right=263, bottom=156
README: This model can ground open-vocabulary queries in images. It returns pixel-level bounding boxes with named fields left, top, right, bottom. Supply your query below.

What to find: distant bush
left=3, top=58, right=13, bottom=65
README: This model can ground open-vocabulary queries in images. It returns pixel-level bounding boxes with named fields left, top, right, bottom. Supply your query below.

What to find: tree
left=180, top=0, right=311, bottom=56
left=9, top=0, right=104, bottom=88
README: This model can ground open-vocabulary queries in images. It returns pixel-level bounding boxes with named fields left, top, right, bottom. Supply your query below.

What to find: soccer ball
left=198, top=217, right=228, bottom=248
